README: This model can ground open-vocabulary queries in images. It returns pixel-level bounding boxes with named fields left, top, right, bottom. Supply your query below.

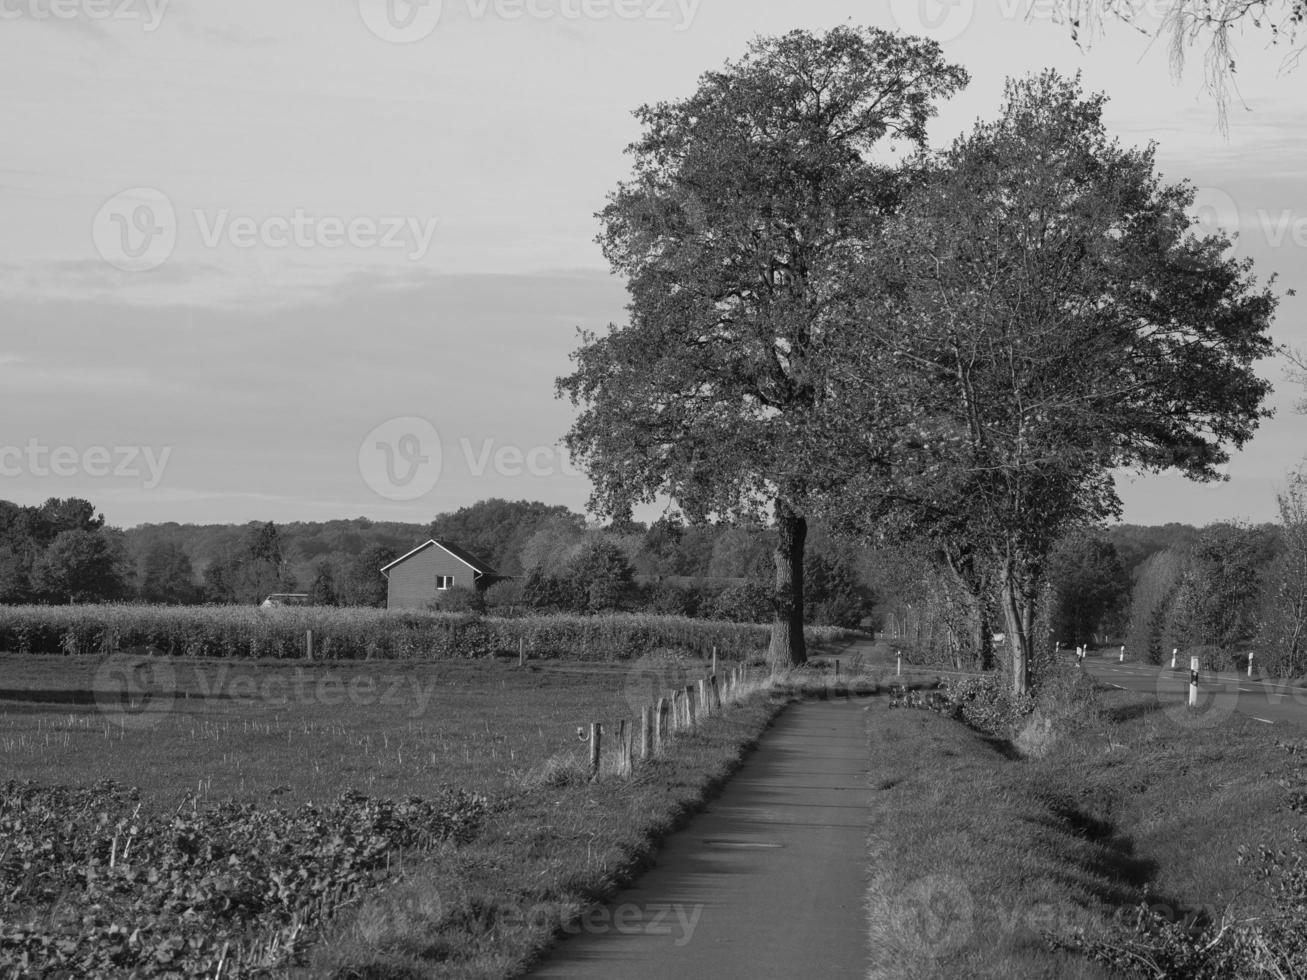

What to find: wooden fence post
left=306, top=630, right=314, bottom=661
left=655, top=698, right=670, bottom=753
left=519, top=638, right=525, bottom=667
left=588, top=723, right=602, bottom=779
left=640, top=705, right=654, bottom=760
left=709, top=674, right=721, bottom=712
left=698, top=678, right=709, bottom=717
left=670, top=689, right=683, bottom=732
left=684, top=685, right=697, bottom=730
left=617, top=719, right=630, bottom=777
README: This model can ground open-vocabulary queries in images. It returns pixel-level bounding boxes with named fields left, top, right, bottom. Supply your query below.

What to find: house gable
left=381, top=540, right=501, bottom=611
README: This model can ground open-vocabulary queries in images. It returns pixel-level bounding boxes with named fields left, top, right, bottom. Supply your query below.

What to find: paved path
left=524, top=699, right=873, bottom=980
left=1073, top=654, right=1307, bottom=729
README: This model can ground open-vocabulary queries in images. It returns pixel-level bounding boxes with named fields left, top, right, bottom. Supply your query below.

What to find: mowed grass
left=0, top=651, right=790, bottom=979
left=862, top=686, right=1307, bottom=980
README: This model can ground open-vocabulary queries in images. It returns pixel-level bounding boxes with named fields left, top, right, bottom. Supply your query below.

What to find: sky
left=0, top=0, right=1303, bottom=532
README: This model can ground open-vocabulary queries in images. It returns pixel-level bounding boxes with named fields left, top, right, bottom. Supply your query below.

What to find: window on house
left=436, top=575, right=455, bottom=591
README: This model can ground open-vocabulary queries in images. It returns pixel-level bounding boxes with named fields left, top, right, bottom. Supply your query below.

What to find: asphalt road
left=523, top=699, right=874, bottom=980
left=1073, top=653, right=1307, bottom=730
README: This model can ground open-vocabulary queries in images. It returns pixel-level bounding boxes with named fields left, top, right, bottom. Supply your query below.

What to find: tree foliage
left=203, top=522, right=296, bottom=605
left=1170, top=522, right=1281, bottom=649
left=827, top=71, right=1279, bottom=692
left=558, top=26, right=968, bottom=668
left=1125, top=547, right=1192, bottom=662
left=1259, top=467, right=1307, bottom=676
left=30, top=529, right=129, bottom=605
left=137, top=541, right=200, bottom=605
left=1047, top=535, right=1129, bottom=648
left=0, top=498, right=123, bottom=604
left=430, top=499, right=582, bottom=577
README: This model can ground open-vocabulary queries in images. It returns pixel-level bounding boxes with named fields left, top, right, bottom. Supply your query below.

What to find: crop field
left=0, top=605, right=795, bottom=663
left=0, top=647, right=782, bottom=978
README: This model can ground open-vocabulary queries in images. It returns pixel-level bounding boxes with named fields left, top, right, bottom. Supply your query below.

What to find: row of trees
left=559, top=27, right=1281, bottom=692
left=5, top=490, right=1302, bottom=669
left=0, top=496, right=877, bottom=627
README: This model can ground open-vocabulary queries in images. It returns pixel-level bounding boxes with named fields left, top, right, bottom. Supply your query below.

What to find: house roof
left=380, top=540, right=500, bottom=578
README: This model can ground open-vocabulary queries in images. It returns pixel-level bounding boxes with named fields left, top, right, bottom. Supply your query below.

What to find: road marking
left=1254, top=718, right=1275, bottom=725
left=1111, top=684, right=1125, bottom=690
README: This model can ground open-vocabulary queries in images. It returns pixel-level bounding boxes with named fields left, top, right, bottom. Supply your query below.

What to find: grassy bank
left=863, top=685, right=1306, bottom=979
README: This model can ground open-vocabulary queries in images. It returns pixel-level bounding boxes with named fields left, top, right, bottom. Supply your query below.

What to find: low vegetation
left=0, top=782, right=488, bottom=977
left=873, top=672, right=1307, bottom=979
left=0, top=604, right=854, bottom=663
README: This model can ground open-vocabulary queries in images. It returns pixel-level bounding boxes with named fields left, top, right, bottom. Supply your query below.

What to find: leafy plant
left=0, top=781, right=489, bottom=978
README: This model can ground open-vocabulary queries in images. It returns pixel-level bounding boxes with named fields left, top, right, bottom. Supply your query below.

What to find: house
left=380, top=540, right=503, bottom=611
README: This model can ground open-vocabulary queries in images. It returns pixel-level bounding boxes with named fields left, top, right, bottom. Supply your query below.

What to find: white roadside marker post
left=1119, top=645, right=1126, bottom=664
left=1171, top=648, right=1178, bottom=670
left=1189, top=657, right=1200, bottom=709
left=896, top=651, right=902, bottom=677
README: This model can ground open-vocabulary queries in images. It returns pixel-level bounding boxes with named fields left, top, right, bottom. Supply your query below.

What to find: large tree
left=1260, top=467, right=1307, bottom=676
left=828, top=71, right=1279, bottom=693
left=557, top=26, right=968, bottom=669
left=30, top=529, right=129, bottom=604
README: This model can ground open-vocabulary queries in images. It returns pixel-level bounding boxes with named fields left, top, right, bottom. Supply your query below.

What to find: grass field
left=0, top=648, right=795, bottom=978
left=864, top=682, right=1307, bottom=979
left=0, top=652, right=656, bottom=805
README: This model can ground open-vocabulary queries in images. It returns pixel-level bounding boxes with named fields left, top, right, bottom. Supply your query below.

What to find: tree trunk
left=999, top=566, right=1033, bottom=696
left=769, top=497, right=807, bottom=671
left=975, top=611, right=994, bottom=673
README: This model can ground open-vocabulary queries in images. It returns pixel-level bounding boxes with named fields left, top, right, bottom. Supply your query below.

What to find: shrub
left=889, top=673, right=1036, bottom=737
left=704, top=582, right=772, bottom=624
left=429, top=586, right=485, bottom=615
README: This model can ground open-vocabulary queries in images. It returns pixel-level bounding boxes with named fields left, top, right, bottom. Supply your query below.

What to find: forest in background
left=1, top=494, right=1302, bottom=674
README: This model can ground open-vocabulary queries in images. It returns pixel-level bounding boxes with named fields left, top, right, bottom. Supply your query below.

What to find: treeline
left=881, top=501, right=1307, bottom=679
left=0, top=497, right=876, bottom=628
left=5, top=492, right=1305, bottom=670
